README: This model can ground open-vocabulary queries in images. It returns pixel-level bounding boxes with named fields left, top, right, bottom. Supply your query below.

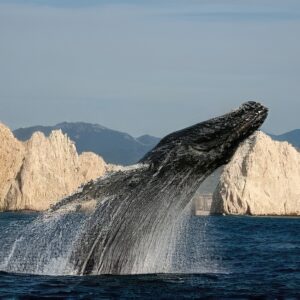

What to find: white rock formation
left=0, top=124, right=25, bottom=210
left=211, top=131, right=300, bottom=215
left=0, top=123, right=118, bottom=211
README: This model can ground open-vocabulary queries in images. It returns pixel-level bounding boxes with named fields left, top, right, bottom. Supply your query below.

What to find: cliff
left=211, top=132, right=300, bottom=216
left=0, top=123, right=117, bottom=211
left=0, top=124, right=25, bottom=208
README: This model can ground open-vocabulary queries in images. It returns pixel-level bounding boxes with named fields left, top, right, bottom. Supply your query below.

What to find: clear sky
left=0, top=0, right=299, bottom=137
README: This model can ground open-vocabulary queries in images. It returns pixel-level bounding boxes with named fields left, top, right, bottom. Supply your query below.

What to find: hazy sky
left=0, top=0, right=300, bottom=137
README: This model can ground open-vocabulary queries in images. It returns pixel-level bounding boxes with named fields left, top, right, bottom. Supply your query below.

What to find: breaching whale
left=1, top=101, right=268, bottom=275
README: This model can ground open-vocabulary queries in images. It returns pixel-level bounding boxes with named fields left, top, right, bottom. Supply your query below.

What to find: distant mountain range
left=269, top=130, right=300, bottom=149
left=14, top=122, right=160, bottom=165
left=13, top=122, right=300, bottom=165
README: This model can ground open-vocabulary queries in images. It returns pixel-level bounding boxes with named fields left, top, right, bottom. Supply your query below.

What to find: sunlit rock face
left=0, top=124, right=117, bottom=211
left=211, top=132, right=300, bottom=216
left=0, top=123, right=25, bottom=209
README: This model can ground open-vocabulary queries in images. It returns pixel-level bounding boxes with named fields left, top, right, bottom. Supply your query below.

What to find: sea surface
left=0, top=212, right=299, bottom=299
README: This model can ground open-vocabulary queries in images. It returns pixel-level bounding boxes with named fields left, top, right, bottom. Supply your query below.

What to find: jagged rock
left=0, top=123, right=25, bottom=210
left=0, top=124, right=116, bottom=211
left=211, top=132, right=300, bottom=215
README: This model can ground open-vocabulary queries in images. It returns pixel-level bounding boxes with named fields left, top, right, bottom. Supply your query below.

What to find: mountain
left=269, top=129, right=300, bottom=149
left=136, top=134, right=160, bottom=146
left=211, top=132, right=300, bottom=216
left=14, top=122, right=160, bottom=165
left=0, top=123, right=118, bottom=211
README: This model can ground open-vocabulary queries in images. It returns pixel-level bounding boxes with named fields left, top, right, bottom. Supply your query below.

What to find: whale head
left=141, top=101, right=268, bottom=174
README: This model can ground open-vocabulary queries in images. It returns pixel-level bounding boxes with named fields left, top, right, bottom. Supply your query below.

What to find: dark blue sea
left=0, top=212, right=299, bottom=299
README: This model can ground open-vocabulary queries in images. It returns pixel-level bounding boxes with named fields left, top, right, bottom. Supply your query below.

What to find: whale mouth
left=141, top=101, right=268, bottom=168
left=234, top=101, right=268, bottom=131
left=206, top=101, right=268, bottom=142
left=223, top=101, right=268, bottom=145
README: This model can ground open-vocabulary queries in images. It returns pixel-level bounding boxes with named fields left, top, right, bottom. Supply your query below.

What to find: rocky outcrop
left=0, top=124, right=25, bottom=208
left=211, top=132, right=300, bottom=216
left=0, top=123, right=117, bottom=211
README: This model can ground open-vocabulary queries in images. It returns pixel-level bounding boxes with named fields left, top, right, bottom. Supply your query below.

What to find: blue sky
left=0, top=0, right=300, bottom=136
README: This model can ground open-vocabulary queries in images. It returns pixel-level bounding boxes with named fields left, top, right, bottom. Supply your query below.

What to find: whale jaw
left=141, top=101, right=268, bottom=174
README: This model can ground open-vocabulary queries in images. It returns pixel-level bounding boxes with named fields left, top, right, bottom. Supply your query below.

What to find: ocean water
left=0, top=212, right=299, bottom=299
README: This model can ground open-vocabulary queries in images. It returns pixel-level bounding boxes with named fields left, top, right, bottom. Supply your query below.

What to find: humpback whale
left=1, top=101, right=268, bottom=275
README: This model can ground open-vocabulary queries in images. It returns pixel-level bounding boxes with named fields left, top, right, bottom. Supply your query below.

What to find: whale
left=1, top=101, right=268, bottom=275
